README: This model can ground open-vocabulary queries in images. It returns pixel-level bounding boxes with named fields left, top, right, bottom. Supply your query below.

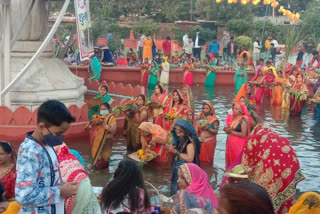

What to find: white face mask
left=100, top=110, right=109, bottom=116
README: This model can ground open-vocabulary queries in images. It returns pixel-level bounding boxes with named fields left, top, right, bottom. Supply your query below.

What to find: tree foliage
left=235, top=36, right=252, bottom=50
left=132, top=22, right=161, bottom=37
left=171, top=26, right=216, bottom=46
left=226, top=19, right=251, bottom=36
left=301, top=0, right=320, bottom=42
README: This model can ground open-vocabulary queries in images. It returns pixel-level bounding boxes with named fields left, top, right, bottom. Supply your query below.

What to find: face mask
left=204, top=111, right=211, bottom=116
left=42, top=128, right=64, bottom=147
left=100, top=110, right=109, bottom=116
left=144, top=132, right=150, bottom=136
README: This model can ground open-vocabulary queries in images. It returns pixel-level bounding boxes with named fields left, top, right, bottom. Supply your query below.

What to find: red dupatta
left=225, top=102, right=251, bottom=135
left=242, top=124, right=304, bottom=214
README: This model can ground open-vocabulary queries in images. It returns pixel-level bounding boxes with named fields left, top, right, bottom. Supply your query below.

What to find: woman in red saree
left=242, top=124, right=304, bottom=214
left=138, top=122, right=168, bottom=163
left=223, top=102, right=250, bottom=168
left=0, top=142, right=16, bottom=199
left=141, top=59, right=150, bottom=86
left=183, top=59, right=193, bottom=87
left=197, top=103, right=219, bottom=164
left=262, top=68, right=277, bottom=104
left=181, top=85, right=194, bottom=110
left=251, top=65, right=265, bottom=104
left=150, top=84, right=168, bottom=123
left=290, top=74, right=309, bottom=116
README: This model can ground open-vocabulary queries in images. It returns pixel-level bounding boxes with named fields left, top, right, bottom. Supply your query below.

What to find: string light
left=215, top=0, right=300, bottom=20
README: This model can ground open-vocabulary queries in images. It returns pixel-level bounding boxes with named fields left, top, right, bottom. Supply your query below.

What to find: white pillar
left=2, top=3, right=10, bottom=107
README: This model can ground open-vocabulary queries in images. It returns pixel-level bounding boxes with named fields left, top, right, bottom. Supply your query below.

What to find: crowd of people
left=1, top=30, right=320, bottom=214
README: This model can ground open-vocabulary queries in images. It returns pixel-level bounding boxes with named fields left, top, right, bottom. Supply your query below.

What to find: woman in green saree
left=204, top=57, right=217, bottom=87
left=234, top=63, right=248, bottom=94
left=88, top=56, right=102, bottom=81
left=87, top=84, right=114, bottom=119
left=147, top=61, right=159, bottom=89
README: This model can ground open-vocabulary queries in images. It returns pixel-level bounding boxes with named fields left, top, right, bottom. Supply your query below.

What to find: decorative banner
left=74, top=0, right=93, bottom=61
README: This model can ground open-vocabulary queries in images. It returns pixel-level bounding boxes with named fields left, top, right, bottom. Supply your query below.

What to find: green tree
left=132, top=22, right=161, bottom=36
left=226, top=19, right=251, bottom=36
left=301, top=0, right=320, bottom=42
left=195, top=0, right=253, bottom=22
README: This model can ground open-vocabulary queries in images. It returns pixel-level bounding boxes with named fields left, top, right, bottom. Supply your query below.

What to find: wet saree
left=197, top=103, right=219, bottom=164
left=282, top=76, right=295, bottom=109
left=204, top=63, right=216, bottom=87
left=234, top=67, right=248, bottom=94
left=290, top=83, right=308, bottom=116
left=151, top=91, right=168, bottom=123
left=139, top=122, right=168, bottom=163
left=171, top=163, right=217, bottom=214
left=126, top=106, right=148, bottom=151
left=90, top=114, right=117, bottom=167
left=225, top=102, right=251, bottom=168
left=160, top=57, right=170, bottom=86
left=242, top=124, right=304, bottom=214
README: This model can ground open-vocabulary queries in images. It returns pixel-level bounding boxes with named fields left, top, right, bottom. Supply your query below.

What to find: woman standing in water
left=168, top=120, right=201, bottom=196
left=87, top=84, right=114, bottom=119
left=138, top=122, right=168, bottom=163
left=290, top=74, right=309, bottom=116
left=234, top=63, right=248, bottom=94
left=86, top=102, right=117, bottom=169
left=224, top=102, right=250, bottom=168
left=126, top=94, right=148, bottom=151
left=147, top=61, right=159, bottom=90
left=150, top=84, right=168, bottom=123
left=197, top=103, right=219, bottom=164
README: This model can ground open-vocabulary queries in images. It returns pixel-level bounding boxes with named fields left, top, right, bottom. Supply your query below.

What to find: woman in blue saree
left=234, top=63, right=248, bottom=94
left=168, top=119, right=200, bottom=196
left=87, top=84, right=114, bottom=119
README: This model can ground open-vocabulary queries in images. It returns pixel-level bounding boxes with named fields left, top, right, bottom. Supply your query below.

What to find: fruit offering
left=137, top=149, right=157, bottom=161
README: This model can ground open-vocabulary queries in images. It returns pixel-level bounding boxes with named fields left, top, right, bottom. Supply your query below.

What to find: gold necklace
left=0, top=164, right=12, bottom=178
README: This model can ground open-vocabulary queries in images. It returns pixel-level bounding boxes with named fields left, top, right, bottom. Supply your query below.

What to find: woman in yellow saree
left=287, top=192, right=320, bottom=214
left=282, top=75, right=295, bottom=109
left=126, top=94, right=148, bottom=151
left=86, top=102, right=117, bottom=169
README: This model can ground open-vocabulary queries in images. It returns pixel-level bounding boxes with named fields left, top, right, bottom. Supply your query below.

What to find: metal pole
left=190, top=0, right=193, bottom=21
left=2, top=3, right=10, bottom=107
left=259, top=4, right=269, bottom=59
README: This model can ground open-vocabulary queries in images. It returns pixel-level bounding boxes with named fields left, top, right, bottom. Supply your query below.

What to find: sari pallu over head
left=225, top=102, right=251, bottom=134
left=175, top=163, right=218, bottom=213
left=197, top=103, right=218, bottom=127
left=241, top=124, right=304, bottom=214
left=171, top=120, right=201, bottom=164
left=138, top=122, right=168, bottom=149
left=287, top=192, right=320, bottom=214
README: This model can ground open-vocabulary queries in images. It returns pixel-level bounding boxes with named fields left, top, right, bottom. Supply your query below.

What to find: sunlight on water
left=69, top=85, right=320, bottom=197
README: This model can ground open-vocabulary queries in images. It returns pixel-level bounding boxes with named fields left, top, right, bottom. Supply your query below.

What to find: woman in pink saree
left=171, top=163, right=218, bottom=214
left=223, top=102, right=251, bottom=168
left=183, top=59, right=193, bottom=87
left=251, top=65, right=265, bottom=104
left=290, top=74, right=309, bottom=116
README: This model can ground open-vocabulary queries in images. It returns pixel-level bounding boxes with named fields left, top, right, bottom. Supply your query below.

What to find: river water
left=69, top=84, right=320, bottom=200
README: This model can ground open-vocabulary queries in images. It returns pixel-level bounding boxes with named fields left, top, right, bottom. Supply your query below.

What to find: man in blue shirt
left=208, top=38, right=220, bottom=64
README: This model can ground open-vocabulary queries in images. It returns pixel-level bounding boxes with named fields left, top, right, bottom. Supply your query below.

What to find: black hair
left=155, top=84, right=164, bottom=94
left=100, top=102, right=110, bottom=110
left=259, top=58, right=264, bottom=62
left=312, top=50, right=319, bottom=56
left=0, top=181, right=4, bottom=202
left=166, top=36, right=171, bottom=40
left=100, top=85, right=109, bottom=93
left=137, top=94, right=146, bottom=104
left=243, top=53, right=247, bottom=58
left=266, top=60, right=271, bottom=64
left=37, top=100, right=75, bottom=127
left=172, top=89, right=183, bottom=105
left=101, top=160, right=150, bottom=212
left=0, top=142, right=13, bottom=154
left=230, top=36, right=234, bottom=40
